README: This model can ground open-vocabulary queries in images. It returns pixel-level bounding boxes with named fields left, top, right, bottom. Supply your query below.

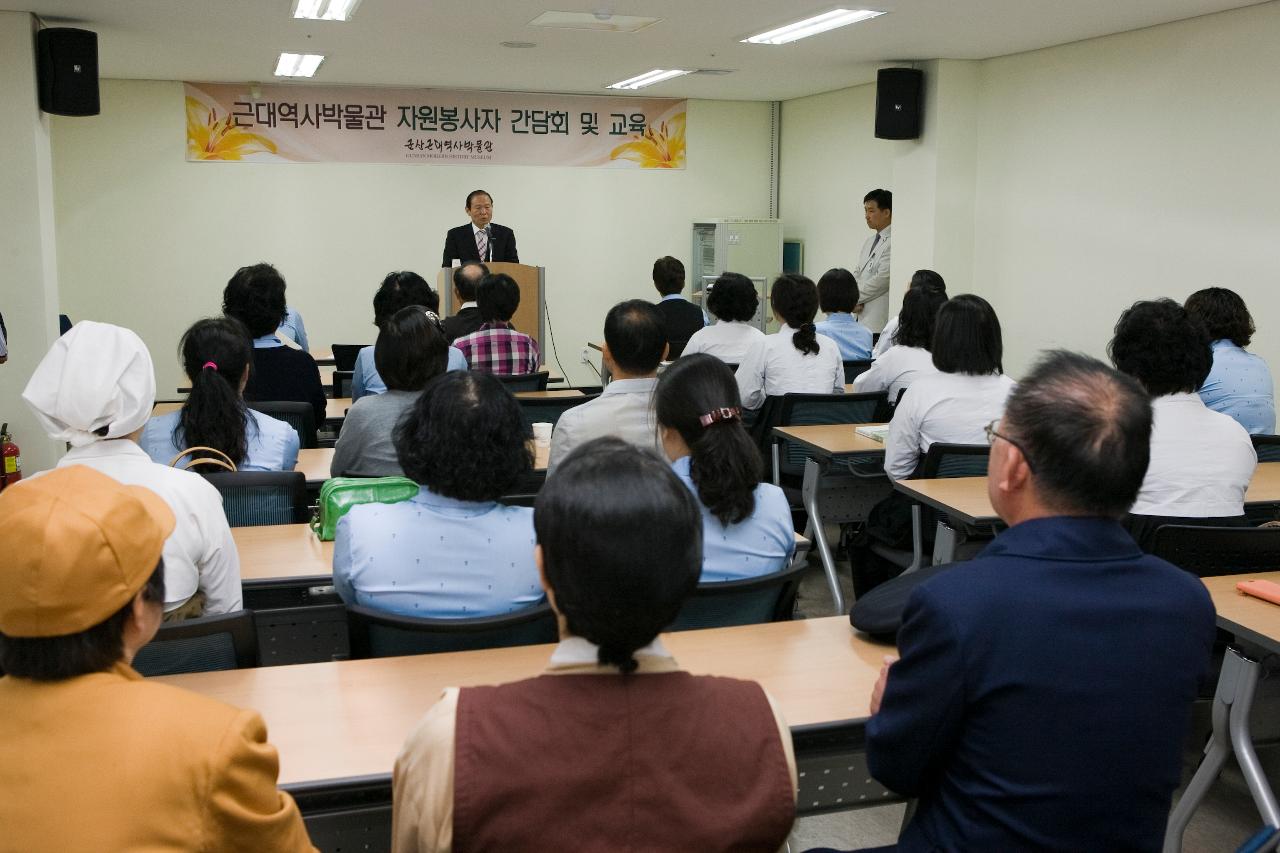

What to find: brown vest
left=453, top=671, right=795, bottom=853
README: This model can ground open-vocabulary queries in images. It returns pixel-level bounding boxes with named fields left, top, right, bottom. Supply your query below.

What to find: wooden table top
left=155, top=615, right=891, bottom=787
left=1203, top=571, right=1280, bottom=652
left=327, top=389, right=582, bottom=422
left=295, top=441, right=549, bottom=486
left=772, top=424, right=888, bottom=457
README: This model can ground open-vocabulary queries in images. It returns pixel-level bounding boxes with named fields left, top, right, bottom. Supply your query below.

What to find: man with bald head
left=861, top=350, right=1214, bottom=853
left=442, top=261, right=489, bottom=343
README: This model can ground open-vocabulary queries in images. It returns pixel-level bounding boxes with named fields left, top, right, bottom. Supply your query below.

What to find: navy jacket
left=867, top=516, right=1215, bottom=852
left=441, top=223, right=518, bottom=267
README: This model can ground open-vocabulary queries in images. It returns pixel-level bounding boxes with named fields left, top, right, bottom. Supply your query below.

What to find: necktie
left=868, top=231, right=881, bottom=257
left=475, top=228, right=489, bottom=261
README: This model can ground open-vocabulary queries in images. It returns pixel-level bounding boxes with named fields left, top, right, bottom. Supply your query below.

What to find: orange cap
left=0, top=466, right=175, bottom=637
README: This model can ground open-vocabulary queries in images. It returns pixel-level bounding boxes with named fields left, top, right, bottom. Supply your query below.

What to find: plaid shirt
left=455, top=322, right=541, bottom=376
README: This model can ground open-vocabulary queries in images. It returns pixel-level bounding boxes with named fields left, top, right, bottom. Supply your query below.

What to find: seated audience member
left=853, top=282, right=947, bottom=402
left=682, top=271, right=765, bottom=364
left=1109, top=298, right=1256, bottom=548
left=1185, top=286, right=1275, bottom=435
left=441, top=261, right=489, bottom=343
left=549, top=300, right=667, bottom=468
left=351, top=271, right=467, bottom=401
left=872, top=269, right=947, bottom=359
left=651, top=255, right=706, bottom=359
left=861, top=351, right=1214, bottom=853
left=277, top=305, right=309, bottom=352
left=334, top=371, right=542, bottom=618
left=22, top=321, right=240, bottom=621
left=141, top=317, right=299, bottom=472
left=221, top=262, right=327, bottom=426
left=453, top=272, right=541, bottom=375
left=0, top=467, right=314, bottom=851
left=655, top=354, right=795, bottom=582
left=815, top=267, right=873, bottom=360
left=392, top=438, right=797, bottom=851
left=736, top=274, right=845, bottom=410
left=331, top=308, right=449, bottom=478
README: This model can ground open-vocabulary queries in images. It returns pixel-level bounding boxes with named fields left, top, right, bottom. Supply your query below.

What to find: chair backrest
left=131, top=610, right=259, bottom=676
left=332, top=369, right=354, bottom=399
left=497, top=371, right=550, bottom=392
left=774, top=391, right=890, bottom=477
left=1151, top=524, right=1280, bottom=577
left=248, top=400, right=318, bottom=449
left=330, top=344, right=366, bottom=372
left=346, top=602, right=558, bottom=658
left=842, top=359, right=873, bottom=384
left=200, top=471, right=310, bottom=527
left=916, top=442, right=990, bottom=479
left=1252, top=434, right=1280, bottom=463
left=667, top=561, right=808, bottom=631
left=517, top=393, right=599, bottom=433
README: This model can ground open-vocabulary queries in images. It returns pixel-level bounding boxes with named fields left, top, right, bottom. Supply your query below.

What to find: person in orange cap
left=0, top=465, right=315, bottom=852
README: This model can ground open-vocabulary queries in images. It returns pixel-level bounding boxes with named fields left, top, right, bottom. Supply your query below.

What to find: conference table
left=294, top=441, right=550, bottom=487
left=157, top=615, right=900, bottom=835
left=1165, top=572, right=1280, bottom=852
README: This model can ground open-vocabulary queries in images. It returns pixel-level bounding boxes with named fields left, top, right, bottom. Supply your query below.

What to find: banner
left=184, top=82, right=686, bottom=169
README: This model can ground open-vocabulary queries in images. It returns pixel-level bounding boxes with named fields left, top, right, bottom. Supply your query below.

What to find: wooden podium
left=438, top=263, right=545, bottom=351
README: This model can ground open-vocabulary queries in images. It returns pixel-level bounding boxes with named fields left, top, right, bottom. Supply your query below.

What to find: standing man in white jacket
left=855, top=188, right=893, bottom=333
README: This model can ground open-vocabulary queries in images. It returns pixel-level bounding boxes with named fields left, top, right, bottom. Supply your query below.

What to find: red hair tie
left=698, top=407, right=741, bottom=428
left=202, top=361, right=218, bottom=372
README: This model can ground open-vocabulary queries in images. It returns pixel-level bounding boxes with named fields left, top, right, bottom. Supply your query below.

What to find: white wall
left=51, top=81, right=775, bottom=393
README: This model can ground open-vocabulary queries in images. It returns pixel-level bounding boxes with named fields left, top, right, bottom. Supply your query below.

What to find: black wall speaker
left=875, top=68, right=923, bottom=140
left=37, top=28, right=100, bottom=117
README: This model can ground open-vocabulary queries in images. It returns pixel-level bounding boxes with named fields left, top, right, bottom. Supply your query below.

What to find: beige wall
left=51, top=81, right=775, bottom=393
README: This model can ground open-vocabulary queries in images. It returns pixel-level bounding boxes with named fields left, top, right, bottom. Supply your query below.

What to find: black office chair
left=329, top=344, right=366, bottom=372
left=1252, top=434, right=1280, bottom=463
left=331, top=370, right=354, bottom=399
left=132, top=610, right=259, bottom=676
left=1151, top=524, right=1280, bottom=577
left=497, top=371, right=550, bottom=392
left=667, top=560, right=809, bottom=631
left=249, top=400, right=318, bottom=449
left=842, top=359, right=873, bottom=384
left=346, top=602, right=558, bottom=658
left=201, top=471, right=310, bottom=527
left=517, top=393, right=598, bottom=433
left=762, top=391, right=890, bottom=486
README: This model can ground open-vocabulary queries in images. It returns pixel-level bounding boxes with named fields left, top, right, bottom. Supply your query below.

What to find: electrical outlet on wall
left=580, top=347, right=592, bottom=364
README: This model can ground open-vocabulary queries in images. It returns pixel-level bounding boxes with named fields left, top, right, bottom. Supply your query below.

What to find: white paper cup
left=532, top=422, right=553, bottom=446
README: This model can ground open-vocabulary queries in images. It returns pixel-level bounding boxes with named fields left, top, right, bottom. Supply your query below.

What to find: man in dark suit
left=442, top=262, right=488, bottom=343
left=650, top=256, right=705, bottom=359
left=862, top=350, right=1215, bottom=853
left=441, top=189, right=518, bottom=267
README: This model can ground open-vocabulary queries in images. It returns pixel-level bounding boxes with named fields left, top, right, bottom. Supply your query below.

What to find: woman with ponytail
left=735, top=273, right=844, bottom=410
left=140, top=317, right=299, bottom=471
left=655, top=355, right=794, bottom=581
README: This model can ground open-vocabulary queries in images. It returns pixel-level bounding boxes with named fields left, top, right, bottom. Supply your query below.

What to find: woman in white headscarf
left=22, top=321, right=242, bottom=621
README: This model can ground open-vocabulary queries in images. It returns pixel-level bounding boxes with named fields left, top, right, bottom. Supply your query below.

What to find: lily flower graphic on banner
left=186, top=97, right=279, bottom=161
left=609, top=113, right=686, bottom=168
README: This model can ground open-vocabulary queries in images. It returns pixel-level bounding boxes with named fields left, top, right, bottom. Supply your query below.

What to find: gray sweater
left=330, top=389, right=420, bottom=478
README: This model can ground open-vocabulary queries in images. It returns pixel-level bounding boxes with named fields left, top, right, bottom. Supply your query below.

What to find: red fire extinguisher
left=1, top=423, right=20, bottom=491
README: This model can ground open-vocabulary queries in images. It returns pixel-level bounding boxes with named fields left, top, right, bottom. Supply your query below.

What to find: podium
left=438, top=263, right=545, bottom=351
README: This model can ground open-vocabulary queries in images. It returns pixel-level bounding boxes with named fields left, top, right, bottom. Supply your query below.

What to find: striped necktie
left=475, top=228, right=489, bottom=261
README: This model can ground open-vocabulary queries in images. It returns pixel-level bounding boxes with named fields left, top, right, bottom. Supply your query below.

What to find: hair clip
left=698, top=407, right=741, bottom=428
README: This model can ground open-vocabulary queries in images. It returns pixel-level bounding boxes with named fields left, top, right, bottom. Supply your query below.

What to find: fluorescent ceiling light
left=529, top=11, right=660, bottom=33
left=292, top=0, right=362, bottom=21
left=275, top=53, right=325, bottom=77
left=607, top=69, right=691, bottom=90
left=742, top=9, right=885, bottom=45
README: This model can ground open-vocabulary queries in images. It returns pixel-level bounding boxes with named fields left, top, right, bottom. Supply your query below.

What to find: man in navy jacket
left=865, top=350, right=1215, bottom=852
left=441, top=189, right=518, bottom=267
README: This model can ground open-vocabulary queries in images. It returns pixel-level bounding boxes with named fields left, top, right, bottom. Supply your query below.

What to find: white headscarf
left=22, top=321, right=157, bottom=447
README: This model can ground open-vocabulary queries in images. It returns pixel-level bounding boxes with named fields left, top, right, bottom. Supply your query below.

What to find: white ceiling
left=3, top=0, right=1268, bottom=100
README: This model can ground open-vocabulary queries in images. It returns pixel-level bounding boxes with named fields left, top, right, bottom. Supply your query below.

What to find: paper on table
left=855, top=425, right=889, bottom=443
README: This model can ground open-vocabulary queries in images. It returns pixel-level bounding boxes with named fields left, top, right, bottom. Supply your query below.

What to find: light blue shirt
left=816, top=312, right=873, bottom=361
left=253, top=333, right=285, bottom=349
left=333, top=486, right=544, bottom=618
left=672, top=456, right=795, bottom=583
left=350, top=343, right=468, bottom=401
left=276, top=307, right=309, bottom=352
left=140, top=409, right=300, bottom=472
left=1199, top=339, right=1276, bottom=435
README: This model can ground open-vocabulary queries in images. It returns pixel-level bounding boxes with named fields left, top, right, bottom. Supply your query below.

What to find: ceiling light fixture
left=742, top=9, right=885, bottom=45
left=275, top=53, right=325, bottom=78
left=606, top=69, right=691, bottom=90
left=292, top=0, right=362, bottom=22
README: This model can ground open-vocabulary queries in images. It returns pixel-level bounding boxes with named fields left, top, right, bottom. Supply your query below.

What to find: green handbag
left=311, top=476, right=420, bottom=541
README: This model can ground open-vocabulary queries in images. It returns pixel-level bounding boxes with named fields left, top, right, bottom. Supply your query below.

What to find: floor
left=785, top=533, right=1277, bottom=853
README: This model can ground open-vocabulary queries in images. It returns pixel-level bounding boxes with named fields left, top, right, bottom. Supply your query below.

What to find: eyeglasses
left=984, top=420, right=1036, bottom=473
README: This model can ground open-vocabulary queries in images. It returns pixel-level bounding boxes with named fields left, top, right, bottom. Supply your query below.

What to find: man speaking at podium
left=442, top=189, right=519, bottom=267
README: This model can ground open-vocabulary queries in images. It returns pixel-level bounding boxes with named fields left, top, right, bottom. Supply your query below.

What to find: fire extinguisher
left=0, top=423, right=20, bottom=491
